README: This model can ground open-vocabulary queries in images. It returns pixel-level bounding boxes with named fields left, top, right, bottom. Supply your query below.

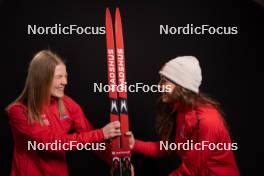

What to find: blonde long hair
left=7, top=50, right=66, bottom=124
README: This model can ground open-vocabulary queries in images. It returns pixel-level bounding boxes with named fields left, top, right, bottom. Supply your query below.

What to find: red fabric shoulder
left=62, top=95, right=78, bottom=107
left=61, top=95, right=82, bottom=115
left=196, top=104, right=225, bottom=128
left=6, top=102, right=27, bottom=118
left=183, top=104, right=227, bottom=140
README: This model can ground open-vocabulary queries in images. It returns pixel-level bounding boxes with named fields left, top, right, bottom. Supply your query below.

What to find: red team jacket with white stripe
left=133, top=103, right=240, bottom=176
left=7, top=96, right=109, bottom=176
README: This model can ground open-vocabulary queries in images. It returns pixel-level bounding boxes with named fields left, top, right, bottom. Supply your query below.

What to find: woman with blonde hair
left=6, top=50, right=121, bottom=176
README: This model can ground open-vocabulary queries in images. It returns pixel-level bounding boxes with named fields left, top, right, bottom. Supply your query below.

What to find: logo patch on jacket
left=41, top=114, right=50, bottom=126
left=61, top=114, right=70, bottom=120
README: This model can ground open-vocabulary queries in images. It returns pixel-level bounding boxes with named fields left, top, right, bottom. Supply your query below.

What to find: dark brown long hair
left=156, top=84, right=226, bottom=141
left=6, top=50, right=66, bottom=124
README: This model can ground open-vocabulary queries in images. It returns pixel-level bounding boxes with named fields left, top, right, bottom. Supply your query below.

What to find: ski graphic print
left=105, top=7, right=131, bottom=176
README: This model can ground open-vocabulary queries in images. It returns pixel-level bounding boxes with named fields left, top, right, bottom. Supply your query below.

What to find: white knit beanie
left=159, top=56, right=202, bottom=93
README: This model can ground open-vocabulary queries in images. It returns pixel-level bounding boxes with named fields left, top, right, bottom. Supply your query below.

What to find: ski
left=105, top=7, right=131, bottom=176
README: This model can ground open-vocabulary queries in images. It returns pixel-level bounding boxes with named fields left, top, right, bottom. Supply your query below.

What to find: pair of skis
left=105, top=8, right=131, bottom=176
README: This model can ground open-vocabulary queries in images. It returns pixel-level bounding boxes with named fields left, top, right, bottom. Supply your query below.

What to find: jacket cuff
left=97, top=129, right=106, bottom=141
left=84, top=129, right=105, bottom=143
left=133, top=139, right=144, bottom=152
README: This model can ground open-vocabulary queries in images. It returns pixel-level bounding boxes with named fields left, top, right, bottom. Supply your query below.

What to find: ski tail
left=115, top=8, right=131, bottom=176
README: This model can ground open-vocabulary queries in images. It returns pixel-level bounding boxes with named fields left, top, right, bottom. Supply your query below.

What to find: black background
left=0, top=0, right=260, bottom=175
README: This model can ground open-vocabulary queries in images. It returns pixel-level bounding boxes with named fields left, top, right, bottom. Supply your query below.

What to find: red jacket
left=7, top=96, right=109, bottom=176
left=133, top=103, right=240, bottom=176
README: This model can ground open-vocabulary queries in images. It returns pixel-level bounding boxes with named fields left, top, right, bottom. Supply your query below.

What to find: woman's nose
left=62, top=77, right=67, bottom=85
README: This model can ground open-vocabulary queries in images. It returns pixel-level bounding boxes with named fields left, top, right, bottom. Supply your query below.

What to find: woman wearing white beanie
left=127, top=56, right=240, bottom=176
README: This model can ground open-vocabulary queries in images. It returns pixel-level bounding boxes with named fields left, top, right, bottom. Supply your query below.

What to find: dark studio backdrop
left=0, top=0, right=260, bottom=175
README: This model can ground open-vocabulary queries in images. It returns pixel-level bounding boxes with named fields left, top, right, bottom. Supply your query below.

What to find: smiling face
left=51, top=64, right=68, bottom=98
left=159, top=76, right=176, bottom=103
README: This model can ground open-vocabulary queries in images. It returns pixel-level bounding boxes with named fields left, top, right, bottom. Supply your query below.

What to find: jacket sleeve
left=69, top=101, right=94, bottom=132
left=67, top=100, right=112, bottom=165
left=133, top=140, right=169, bottom=158
left=169, top=114, right=222, bottom=176
left=7, top=104, right=105, bottom=148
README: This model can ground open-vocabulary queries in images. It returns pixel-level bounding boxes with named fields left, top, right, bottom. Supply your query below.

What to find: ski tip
left=115, top=7, right=120, bottom=16
left=106, top=7, right=110, bottom=14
